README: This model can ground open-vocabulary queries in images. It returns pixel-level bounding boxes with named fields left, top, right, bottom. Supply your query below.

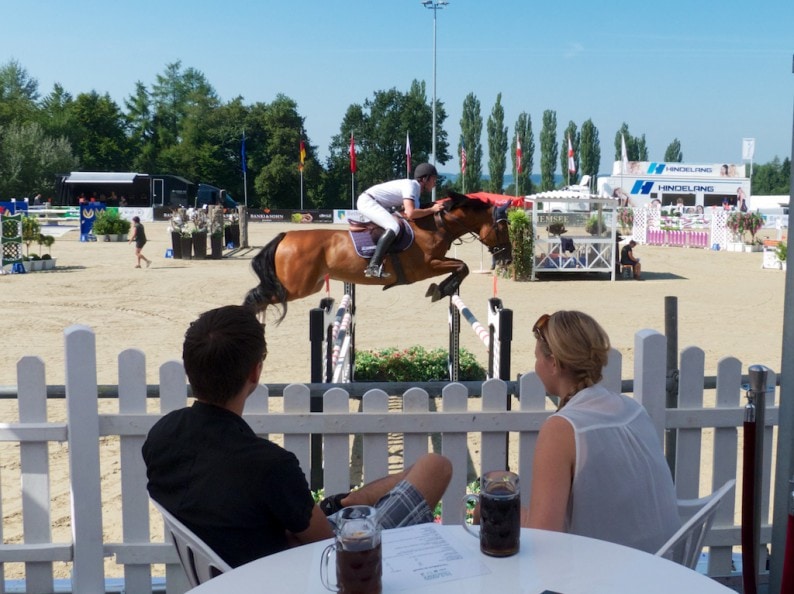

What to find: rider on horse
left=356, top=163, right=446, bottom=278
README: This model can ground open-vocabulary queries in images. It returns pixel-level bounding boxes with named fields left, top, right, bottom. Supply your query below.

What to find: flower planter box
left=42, top=258, right=56, bottom=270
left=29, top=260, right=44, bottom=271
left=210, top=234, right=223, bottom=259
left=170, top=231, right=183, bottom=259
left=192, top=233, right=207, bottom=260
left=102, top=234, right=127, bottom=242
left=180, top=236, right=193, bottom=260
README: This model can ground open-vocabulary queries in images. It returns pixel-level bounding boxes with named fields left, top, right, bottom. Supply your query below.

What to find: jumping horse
left=244, top=192, right=512, bottom=322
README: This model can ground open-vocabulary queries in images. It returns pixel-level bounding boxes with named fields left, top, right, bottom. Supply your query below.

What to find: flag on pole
left=621, top=133, right=629, bottom=174
left=299, top=140, right=306, bottom=172
left=460, top=139, right=467, bottom=174
left=742, top=138, right=755, bottom=161
left=405, top=132, right=412, bottom=177
left=516, top=136, right=523, bottom=174
left=349, top=133, right=357, bottom=173
left=241, top=132, right=247, bottom=174
left=567, top=134, right=576, bottom=174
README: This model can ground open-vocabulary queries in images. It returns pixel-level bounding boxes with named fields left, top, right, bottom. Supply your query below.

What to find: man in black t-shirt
left=620, top=240, right=643, bottom=280
left=143, top=305, right=451, bottom=568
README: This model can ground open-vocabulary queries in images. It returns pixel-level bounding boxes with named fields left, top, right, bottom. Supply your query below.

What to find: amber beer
left=479, top=484, right=521, bottom=556
left=335, top=541, right=382, bottom=594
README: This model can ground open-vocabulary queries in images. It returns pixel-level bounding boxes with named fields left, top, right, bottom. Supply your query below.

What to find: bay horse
left=244, top=192, right=512, bottom=322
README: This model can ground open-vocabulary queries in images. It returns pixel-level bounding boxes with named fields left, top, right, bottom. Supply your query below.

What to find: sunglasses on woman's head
left=532, top=313, right=551, bottom=344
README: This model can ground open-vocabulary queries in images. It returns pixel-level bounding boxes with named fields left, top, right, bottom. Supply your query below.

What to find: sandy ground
left=0, top=220, right=788, bottom=578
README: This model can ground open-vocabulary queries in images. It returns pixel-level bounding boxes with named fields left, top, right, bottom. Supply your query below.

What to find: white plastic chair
left=654, top=479, right=736, bottom=569
left=151, top=498, right=232, bottom=587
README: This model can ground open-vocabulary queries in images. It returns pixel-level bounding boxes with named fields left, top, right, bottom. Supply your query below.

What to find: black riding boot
left=364, top=229, right=396, bottom=278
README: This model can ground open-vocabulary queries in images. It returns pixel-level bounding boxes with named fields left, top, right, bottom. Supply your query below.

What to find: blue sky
left=2, top=0, right=792, bottom=176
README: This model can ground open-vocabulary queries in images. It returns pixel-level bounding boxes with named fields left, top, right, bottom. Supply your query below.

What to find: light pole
left=421, top=0, right=448, bottom=201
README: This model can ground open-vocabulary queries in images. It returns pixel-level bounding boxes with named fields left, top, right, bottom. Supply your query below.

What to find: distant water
left=442, top=173, right=566, bottom=186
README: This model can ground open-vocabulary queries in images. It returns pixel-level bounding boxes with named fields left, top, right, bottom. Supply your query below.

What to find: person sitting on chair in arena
left=355, top=163, right=446, bottom=278
left=620, top=240, right=643, bottom=280
left=142, top=304, right=452, bottom=568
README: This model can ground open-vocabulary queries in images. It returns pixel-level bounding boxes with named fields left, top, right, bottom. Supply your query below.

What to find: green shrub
left=585, top=213, right=607, bottom=236
left=21, top=216, right=40, bottom=255
left=776, top=242, right=787, bottom=262
left=92, top=209, right=131, bottom=235
left=504, top=207, right=533, bottom=281
left=354, top=346, right=486, bottom=382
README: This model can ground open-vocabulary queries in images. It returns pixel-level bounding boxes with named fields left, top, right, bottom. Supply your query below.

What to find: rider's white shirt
left=364, top=179, right=421, bottom=210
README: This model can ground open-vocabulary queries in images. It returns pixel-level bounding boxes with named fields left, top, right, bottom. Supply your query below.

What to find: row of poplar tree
left=0, top=59, right=789, bottom=208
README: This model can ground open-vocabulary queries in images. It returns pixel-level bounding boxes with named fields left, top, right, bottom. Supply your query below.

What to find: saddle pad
left=349, top=219, right=414, bottom=258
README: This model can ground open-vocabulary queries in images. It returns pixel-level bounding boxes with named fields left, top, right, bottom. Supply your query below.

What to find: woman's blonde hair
left=538, top=310, right=610, bottom=407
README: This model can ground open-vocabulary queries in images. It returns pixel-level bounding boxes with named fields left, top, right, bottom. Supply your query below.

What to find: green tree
left=560, top=121, right=579, bottom=186
left=614, top=123, right=648, bottom=163
left=486, top=93, right=507, bottom=193
left=540, top=110, right=558, bottom=191
left=38, top=83, right=74, bottom=141
left=579, top=119, right=600, bottom=190
left=125, top=81, right=157, bottom=173
left=249, top=95, right=314, bottom=209
left=0, top=59, right=39, bottom=128
left=457, top=93, right=483, bottom=192
left=664, top=138, right=683, bottom=162
left=325, top=81, right=445, bottom=208
left=510, top=112, right=533, bottom=195
left=0, top=121, right=77, bottom=198
left=69, top=91, right=130, bottom=171
left=752, top=157, right=791, bottom=195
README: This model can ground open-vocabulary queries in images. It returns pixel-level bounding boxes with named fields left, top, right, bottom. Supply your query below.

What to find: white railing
left=0, top=325, right=778, bottom=593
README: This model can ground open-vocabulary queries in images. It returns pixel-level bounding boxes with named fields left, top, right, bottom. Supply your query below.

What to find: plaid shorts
left=327, top=480, right=432, bottom=530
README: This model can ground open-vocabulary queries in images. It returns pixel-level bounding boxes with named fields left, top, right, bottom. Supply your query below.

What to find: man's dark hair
left=182, top=305, right=266, bottom=405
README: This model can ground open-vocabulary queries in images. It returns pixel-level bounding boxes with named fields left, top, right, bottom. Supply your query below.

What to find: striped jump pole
left=308, top=281, right=355, bottom=489
left=448, top=290, right=513, bottom=382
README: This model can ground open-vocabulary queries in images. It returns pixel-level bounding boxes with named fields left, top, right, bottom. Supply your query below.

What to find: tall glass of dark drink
left=321, top=505, right=382, bottom=594
left=462, top=470, right=520, bottom=557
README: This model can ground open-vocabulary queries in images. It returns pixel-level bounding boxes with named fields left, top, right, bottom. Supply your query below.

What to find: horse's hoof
left=425, top=283, right=439, bottom=298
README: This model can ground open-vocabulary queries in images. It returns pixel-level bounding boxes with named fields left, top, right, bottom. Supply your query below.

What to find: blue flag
left=241, top=132, right=247, bottom=174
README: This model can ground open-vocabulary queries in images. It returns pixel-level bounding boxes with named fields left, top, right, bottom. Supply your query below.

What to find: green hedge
left=354, top=346, right=486, bottom=382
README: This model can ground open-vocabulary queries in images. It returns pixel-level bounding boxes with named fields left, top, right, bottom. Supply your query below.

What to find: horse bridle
left=433, top=203, right=509, bottom=249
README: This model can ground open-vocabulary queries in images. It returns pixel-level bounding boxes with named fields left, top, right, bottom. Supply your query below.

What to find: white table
left=186, top=524, right=733, bottom=593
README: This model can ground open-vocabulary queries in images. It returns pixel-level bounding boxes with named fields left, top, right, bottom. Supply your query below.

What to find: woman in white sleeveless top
left=523, top=311, right=680, bottom=553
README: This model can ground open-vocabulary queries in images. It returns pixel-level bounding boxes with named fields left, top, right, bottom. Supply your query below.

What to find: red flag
left=405, top=132, right=411, bottom=177
left=349, top=133, right=357, bottom=173
left=299, top=140, right=306, bottom=172
left=460, top=139, right=467, bottom=174
left=567, top=134, right=576, bottom=174
left=516, top=136, right=523, bottom=174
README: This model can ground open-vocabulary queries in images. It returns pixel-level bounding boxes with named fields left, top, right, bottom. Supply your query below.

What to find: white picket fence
left=0, top=324, right=778, bottom=593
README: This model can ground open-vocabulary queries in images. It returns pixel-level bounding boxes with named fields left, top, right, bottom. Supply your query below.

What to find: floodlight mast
left=421, top=0, right=449, bottom=201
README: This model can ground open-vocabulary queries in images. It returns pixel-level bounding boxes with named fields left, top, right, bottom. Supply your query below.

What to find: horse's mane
left=441, top=191, right=491, bottom=212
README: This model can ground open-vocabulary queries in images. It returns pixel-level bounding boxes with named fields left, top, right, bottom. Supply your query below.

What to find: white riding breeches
left=356, top=193, right=401, bottom=233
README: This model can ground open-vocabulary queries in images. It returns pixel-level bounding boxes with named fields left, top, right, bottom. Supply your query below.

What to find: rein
left=434, top=207, right=504, bottom=247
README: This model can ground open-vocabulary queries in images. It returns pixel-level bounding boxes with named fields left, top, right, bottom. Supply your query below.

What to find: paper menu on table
left=381, top=524, right=491, bottom=590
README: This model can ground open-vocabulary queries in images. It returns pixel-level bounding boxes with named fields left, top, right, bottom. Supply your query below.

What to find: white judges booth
left=527, top=191, right=620, bottom=281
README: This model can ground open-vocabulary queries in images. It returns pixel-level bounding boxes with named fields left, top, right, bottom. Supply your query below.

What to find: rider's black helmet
left=413, top=163, right=438, bottom=180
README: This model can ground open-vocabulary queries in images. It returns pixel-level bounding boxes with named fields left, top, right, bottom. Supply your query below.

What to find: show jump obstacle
left=310, top=281, right=356, bottom=383
left=448, top=290, right=513, bottom=381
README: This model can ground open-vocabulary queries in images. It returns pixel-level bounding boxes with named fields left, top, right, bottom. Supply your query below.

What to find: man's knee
left=414, top=453, right=452, bottom=487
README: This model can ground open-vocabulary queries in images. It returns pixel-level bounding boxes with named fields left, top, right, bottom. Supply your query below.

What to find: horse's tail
left=244, top=232, right=289, bottom=324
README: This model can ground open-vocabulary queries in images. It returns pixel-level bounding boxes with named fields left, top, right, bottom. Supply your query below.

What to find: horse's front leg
left=424, top=258, right=470, bottom=302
